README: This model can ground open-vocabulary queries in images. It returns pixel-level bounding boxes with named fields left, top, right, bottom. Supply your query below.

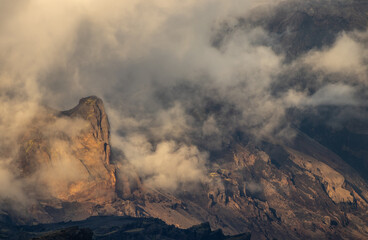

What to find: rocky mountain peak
left=16, top=97, right=116, bottom=208
left=62, top=96, right=110, bottom=145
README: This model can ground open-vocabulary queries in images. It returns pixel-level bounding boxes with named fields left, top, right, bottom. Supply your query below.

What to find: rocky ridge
left=4, top=96, right=368, bottom=239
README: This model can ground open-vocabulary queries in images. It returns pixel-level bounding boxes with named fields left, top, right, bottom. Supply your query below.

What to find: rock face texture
left=17, top=96, right=116, bottom=206
left=60, top=96, right=116, bottom=203
left=10, top=96, right=368, bottom=239
left=138, top=137, right=368, bottom=239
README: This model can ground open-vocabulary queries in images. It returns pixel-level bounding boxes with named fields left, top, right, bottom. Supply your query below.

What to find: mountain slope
left=6, top=96, right=368, bottom=239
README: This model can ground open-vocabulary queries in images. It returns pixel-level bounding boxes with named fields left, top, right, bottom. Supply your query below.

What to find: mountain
left=12, top=96, right=117, bottom=224
left=19, top=96, right=115, bottom=201
left=2, top=96, right=367, bottom=239
left=3, top=1, right=368, bottom=239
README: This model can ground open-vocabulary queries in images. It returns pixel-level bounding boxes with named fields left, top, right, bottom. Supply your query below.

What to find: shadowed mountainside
left=1, top=216, right=251, bottom=240
left=212, top=0, right=368, bottom=60
left=2, top=96, right=367, bottom=239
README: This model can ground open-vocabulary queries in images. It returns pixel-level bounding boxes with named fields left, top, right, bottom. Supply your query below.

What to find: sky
left=0, top=0, right=367, bottom=206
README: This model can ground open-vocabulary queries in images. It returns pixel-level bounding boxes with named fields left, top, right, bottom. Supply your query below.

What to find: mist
left=1, top=0, right=367, bottom=202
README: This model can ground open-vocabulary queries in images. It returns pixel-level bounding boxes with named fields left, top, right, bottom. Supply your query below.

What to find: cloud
left=0, top=0, right=367, bottom=199
left=0, top=102, right=91, bottom=206
left=306, top=84, right=359, bottom=106
left=113, top=134, right=208, bottom=191
left=33, top=138, right=88, bottom=199
left=0, top=164, right=27, bottom=209
left=304, top=33, right=368, bottom=80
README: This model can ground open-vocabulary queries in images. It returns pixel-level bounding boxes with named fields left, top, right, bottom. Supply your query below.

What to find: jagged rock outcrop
left=16, top=96, right=116, bottom=206
left=60, top=96, right=116, bottom=203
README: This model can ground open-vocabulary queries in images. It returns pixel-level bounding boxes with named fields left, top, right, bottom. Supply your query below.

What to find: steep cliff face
left=60, top=96, right=116, bottom=203
left=16, top=96, right=116, bottom=204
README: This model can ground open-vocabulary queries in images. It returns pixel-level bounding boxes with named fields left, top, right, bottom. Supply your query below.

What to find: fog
left=0, top=0, right=367, bottom=204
